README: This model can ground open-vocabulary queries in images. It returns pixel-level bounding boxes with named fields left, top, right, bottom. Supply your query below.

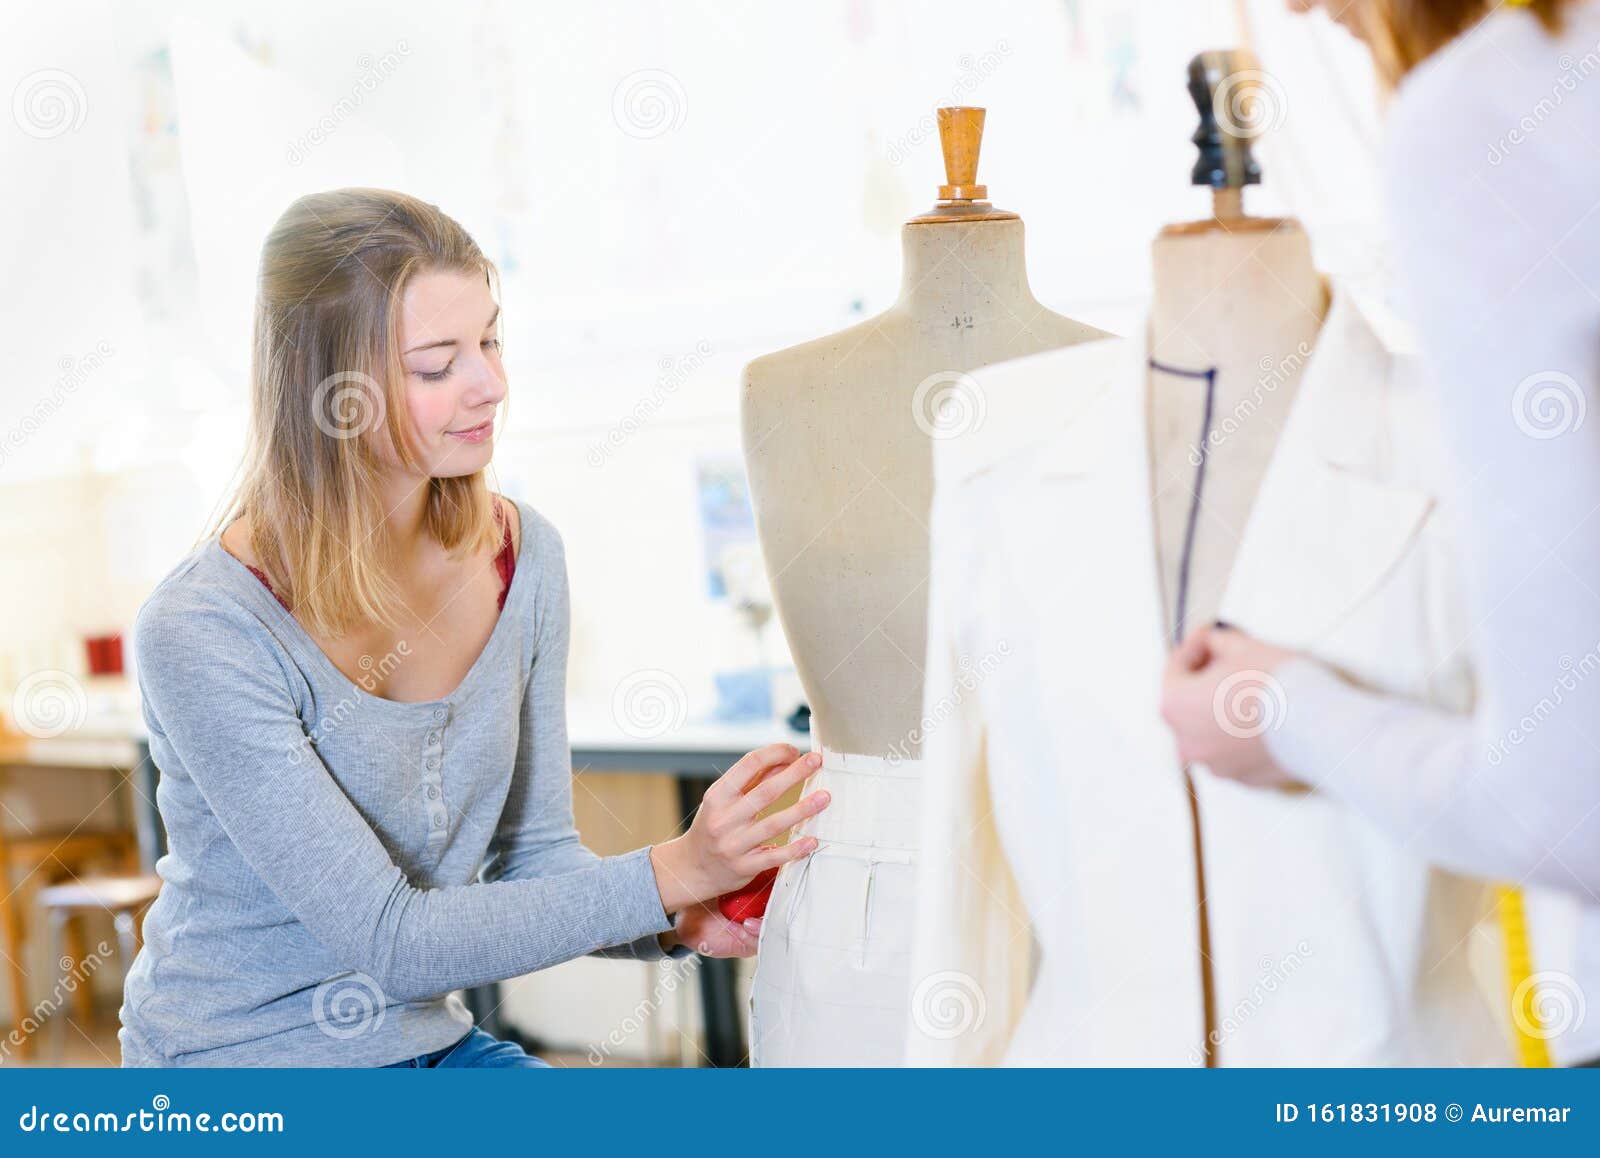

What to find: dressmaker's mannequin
left=1148, top=51, right=1328, bottom=643
left=741, top=108, right=1106, bottom=1066
left=1147, top=54, right=1328, bottom=1061
left=744, top=108, right=1105, bottom=756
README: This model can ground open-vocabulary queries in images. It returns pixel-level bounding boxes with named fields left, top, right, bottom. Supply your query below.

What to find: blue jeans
left=384, top=1027, right=550, bottom=1068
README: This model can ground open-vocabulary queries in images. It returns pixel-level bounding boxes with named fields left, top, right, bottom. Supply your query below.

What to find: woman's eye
left=413, top=339, right=494, bottom=380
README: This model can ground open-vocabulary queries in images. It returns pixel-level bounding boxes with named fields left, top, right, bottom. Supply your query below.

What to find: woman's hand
left=1159, top=623, right=1302, bottom=789
left=649, top=743, right=829, bottom=913
left=661, top=904, right=764, bottom=958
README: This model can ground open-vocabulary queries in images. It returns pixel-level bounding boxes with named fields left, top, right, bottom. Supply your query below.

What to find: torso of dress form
left=740, top=108, right=1106, bottom=1066
left=1147, top=211, right=1327, bottom=640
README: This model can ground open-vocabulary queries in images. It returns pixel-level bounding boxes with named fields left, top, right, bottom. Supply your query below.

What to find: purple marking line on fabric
left=1148, top=358, right=1218, bottom=646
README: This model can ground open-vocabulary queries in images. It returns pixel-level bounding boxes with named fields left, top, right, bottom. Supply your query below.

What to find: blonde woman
left=120, top=188, right=830, bottom=1067
left=1161, top=0, right=1600, bottom=1064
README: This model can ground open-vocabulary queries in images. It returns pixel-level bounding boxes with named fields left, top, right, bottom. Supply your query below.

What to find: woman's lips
left=447, top=419, right=494, bottom=444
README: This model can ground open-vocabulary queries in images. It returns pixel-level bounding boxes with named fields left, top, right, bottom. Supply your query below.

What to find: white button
left=433, top=707, right=447, bottom=722
left=432, top=814, right=445, bottom=828
left=427, top=731, right=440, bottom=744
left=426, top=757, right=439, bottom=770
left=426, top=785, right=440, bottom=800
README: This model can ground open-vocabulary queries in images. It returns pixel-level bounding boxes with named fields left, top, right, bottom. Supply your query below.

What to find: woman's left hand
left=1158, top=623, right=1302, bottom=789
left=662, top=903, right=762, bottom=958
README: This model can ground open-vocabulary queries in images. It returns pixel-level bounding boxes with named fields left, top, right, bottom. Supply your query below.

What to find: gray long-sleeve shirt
left=120, top=498, right=688, bottom=1067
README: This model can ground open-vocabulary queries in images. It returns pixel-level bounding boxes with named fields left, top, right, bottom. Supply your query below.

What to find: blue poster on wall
left=695, top=460, right=756, bottom=600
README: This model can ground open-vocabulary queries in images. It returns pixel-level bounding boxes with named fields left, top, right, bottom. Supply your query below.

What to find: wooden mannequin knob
left=907, top=105, right=1017, bottom=224
left=1188, top=50, right=1262, bottom=192
left=937, top=107, right=987, bottom=201
left=1164, top=47, right=1294, bottom=232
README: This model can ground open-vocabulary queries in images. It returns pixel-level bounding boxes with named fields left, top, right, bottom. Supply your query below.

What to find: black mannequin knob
left=1187, top=50, right=1262, bottom=190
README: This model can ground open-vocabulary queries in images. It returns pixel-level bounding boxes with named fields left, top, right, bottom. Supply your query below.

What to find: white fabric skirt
left=748, top=748, right=921, bottom=1067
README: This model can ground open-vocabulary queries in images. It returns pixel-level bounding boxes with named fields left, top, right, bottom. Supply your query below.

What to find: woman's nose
left=463, top=357, right=507, bottom=406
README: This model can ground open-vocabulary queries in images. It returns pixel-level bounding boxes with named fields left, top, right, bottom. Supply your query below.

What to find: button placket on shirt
left=423, top=703, right=451, bottom=844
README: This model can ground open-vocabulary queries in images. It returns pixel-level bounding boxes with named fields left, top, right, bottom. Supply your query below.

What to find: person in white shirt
left=1160, top=0, right=1600, bottom=1065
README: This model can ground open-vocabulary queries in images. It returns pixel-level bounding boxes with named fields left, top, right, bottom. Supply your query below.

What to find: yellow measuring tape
left=1496, top=884, right=1552, bottom=1067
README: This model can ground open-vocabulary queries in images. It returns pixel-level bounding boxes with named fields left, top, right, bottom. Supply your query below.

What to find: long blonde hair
left=1362, top=0, right=1576, bottom=86
left=214, top=188, right=503, bottom=638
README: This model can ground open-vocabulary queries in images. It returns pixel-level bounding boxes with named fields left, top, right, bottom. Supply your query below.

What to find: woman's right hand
left=649, top=744, right=830, bottom=913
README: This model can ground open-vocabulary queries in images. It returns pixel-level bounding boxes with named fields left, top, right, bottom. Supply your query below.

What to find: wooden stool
left=36, top=874, right=160, bottom=1060
left=0, top=827, right=138, bottom=1058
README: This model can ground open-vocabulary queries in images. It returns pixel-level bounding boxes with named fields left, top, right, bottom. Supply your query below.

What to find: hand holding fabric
left=1159, top=624, right=1301, bottom=789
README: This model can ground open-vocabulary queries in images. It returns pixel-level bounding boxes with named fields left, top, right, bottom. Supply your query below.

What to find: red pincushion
left=717, top=867, right=778, bottom=922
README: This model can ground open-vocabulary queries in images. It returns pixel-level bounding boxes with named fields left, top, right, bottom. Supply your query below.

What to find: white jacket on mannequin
left=905, top=285, right=1512, bottom=1066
